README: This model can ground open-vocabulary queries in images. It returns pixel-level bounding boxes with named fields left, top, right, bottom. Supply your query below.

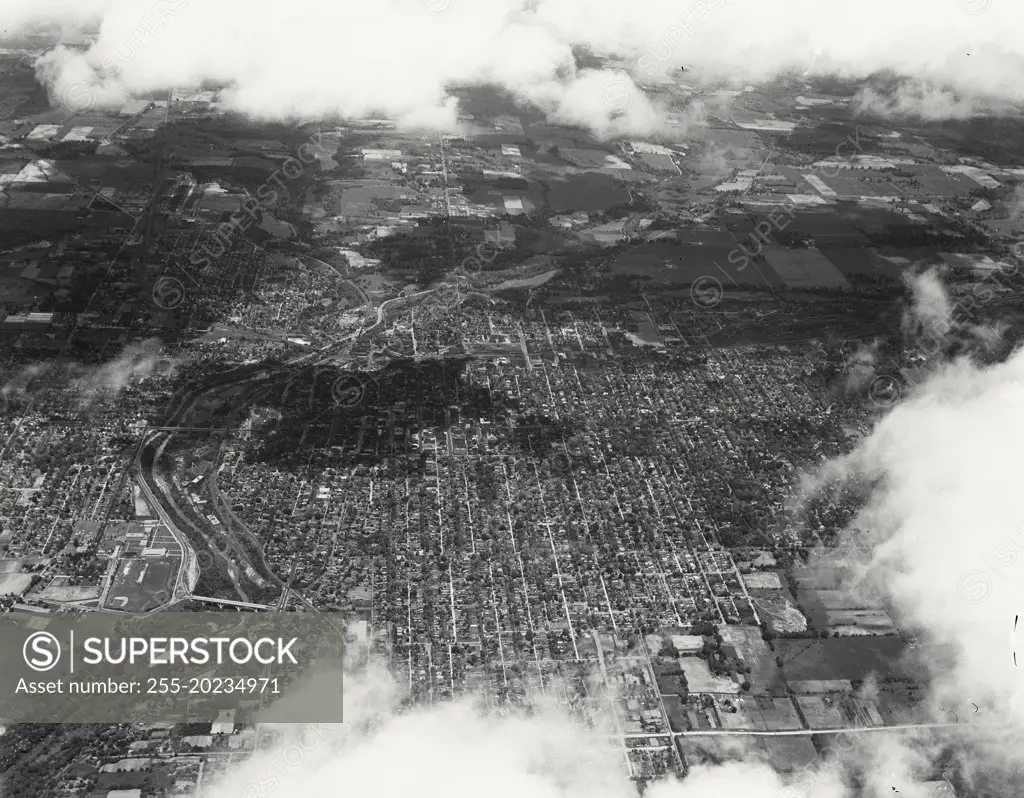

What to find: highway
left=617, top=721, right=982, bottom=739
left=136, top=370, right=291, bottom=605
left=134, top=435, right=200, bottom=607
left=132, top=260, right=446, bottom=610
left=190, top=595, right=273, bottom=610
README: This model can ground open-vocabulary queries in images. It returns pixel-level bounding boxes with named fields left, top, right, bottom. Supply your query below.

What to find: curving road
left=136, top=256, right=445, bottom=610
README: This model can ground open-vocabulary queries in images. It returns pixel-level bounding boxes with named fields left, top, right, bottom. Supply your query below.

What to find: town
left=0, top=18, right=1022, bottom=798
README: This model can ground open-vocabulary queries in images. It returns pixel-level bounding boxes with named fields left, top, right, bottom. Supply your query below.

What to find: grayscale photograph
left=0, top=1, right=1021, bottom=796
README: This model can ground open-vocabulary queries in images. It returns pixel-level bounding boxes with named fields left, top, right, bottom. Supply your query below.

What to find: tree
left=658, top=640, right=679, bottom=658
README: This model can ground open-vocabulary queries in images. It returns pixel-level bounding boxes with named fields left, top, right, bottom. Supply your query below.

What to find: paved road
left=620, top=721, right=981, bottom=739
left=134, top=270, right=435, bottom=608
left=190, top=595, right=273, bottom=610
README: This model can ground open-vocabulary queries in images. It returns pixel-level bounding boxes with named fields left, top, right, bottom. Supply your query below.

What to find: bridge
left=189, top=595, right=272, bottom=610
left=146, top=427, right=232, bottom=433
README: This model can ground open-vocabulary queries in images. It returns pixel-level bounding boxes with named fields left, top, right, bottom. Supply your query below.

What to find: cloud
left=73, top=338, right=176, bottom=397
left=5, top=3, right=1024, bottom=791
left=843, top=340, right=881, bottom=394
left=796, top=261, right=1024, bottom=783
left=0, top=0, right=111, bottom=35
left=1, top=339, right=176, bottom=409
left=1008, top=184, right=1024, bottom=222
left=854, top=734, right=934, bottom=798
left=966, top=320, right=1009, bottom=354
left=0, top=362, right=50, bottom=414
left=650, top=760, right=844, bottom=798
left=902, top=268, right=954, bottom=345
left=524, top=69, right=670, bottom=139
left=854, top=80, right=986, bottom=121
left=3, top=0, right=1024, bottom=135
left=35, top=44, right=137, bottom=111
left=202, top=630, right=959, bottom=798
left=807, top=346, right=1024, bottom=772
left=203, top=659, right=856, bottom=798
left=204, top=659, right=636, bottom=798
left=895, top=266, right=1015, bottom=368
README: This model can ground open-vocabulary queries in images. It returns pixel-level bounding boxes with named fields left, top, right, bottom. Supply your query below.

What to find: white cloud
left=844, top=340, right=882, bottom=394
left=205, top=660, right=857, bottom=798
left=5, top=2, right=1024, bottom=790
left=204, top=660, right=635, bottom=798
left=73, top=337, right=176, bottom=397
left=902, top=268, right=954, bottom=345
left=2, top=0, right=1023, bottom=136
left=1, top=340, right=176, bottom=409
left=1008, top=184, right=1024, bottom=222
left=855, top=81, right=986, bottom=121
left=810, top=345, right=1024, bottom=771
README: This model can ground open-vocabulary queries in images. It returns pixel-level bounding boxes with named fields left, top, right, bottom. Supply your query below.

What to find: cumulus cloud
left=0, top=362, right=50, bottom=413
left=809, top=346, right=1024, bottom=771
left=200, top=633, right=967, bottom=798
left=5, top=4, right=1024, bottom=793
left=525, top=69, right=671, bottom=139
left=651, top=760, right=844, bottom=798
left=895, top=266, right=1016, bottom=367
left=35, top=44, right=136, bottom=111
left=209, top=659, right=974, bottom=798
left=205, top=658, right=856, bottom=798
left=204, top=657, right=633, bottom=798
left=2, top=0, right=1024, bottom=135
left=0, top=0, right=110, bottom=35
left=800, top=260, right=1024, bottom=785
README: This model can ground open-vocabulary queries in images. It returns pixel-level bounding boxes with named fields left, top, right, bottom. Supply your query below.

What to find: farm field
left=775, top=636, right=913, bottom=682
left=608, top=241, right=782, bottom=289
left=762, top=246, right=850, bottom=289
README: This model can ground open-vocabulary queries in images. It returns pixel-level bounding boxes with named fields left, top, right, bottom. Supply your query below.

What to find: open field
left=713, top=694, right=804, bottom=731
left=728, top=207, right=872, bottom=247
left=762, top=246, right=850, bottom=289
left=608, top=241, right=780, bottom=289
left=818, top=246, right=906, bottom=281
left=677, top=733, right=820, bottom=773
left=775, top=636, right=912, bottom=682
left=0, top=572, right=33, bottom=593
left=680, top=657, right=741, bottom=694
left=721, top=624, right=786, bottom=694
left=104, top=556, right=179, bottom=611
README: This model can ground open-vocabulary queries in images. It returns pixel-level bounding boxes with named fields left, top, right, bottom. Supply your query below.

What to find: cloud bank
left=205, top=653, right=978, bottom=798
left=814, top=340, right=1024, bottom=774
left=206, top=659, right=858, bottom=798
left=3, top=0, right=1024, bottom=134
left=855, top=80, right=988, bottom=121
left=777, top=268, right=1024, bottom=789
